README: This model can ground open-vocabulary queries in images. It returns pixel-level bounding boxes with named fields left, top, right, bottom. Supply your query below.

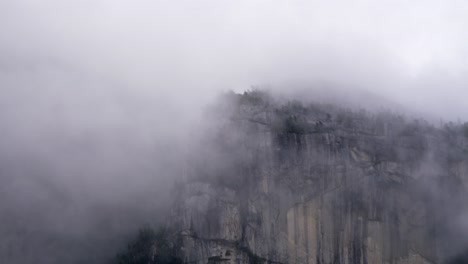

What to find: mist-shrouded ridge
left=171, top=91, right=468, bottom=264
left=1, top=0, right=468, bottom=263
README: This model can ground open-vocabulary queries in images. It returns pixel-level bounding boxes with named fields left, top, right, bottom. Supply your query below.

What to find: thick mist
left=1, top=0, right=468, bottom=263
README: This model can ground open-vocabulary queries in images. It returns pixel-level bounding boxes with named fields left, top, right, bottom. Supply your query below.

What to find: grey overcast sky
left=0, top=1, right=467, bottom=263
left=1, top=0, right=468, bottom=121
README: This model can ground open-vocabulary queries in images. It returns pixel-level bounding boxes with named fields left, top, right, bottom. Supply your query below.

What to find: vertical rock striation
left=170, top=92, right=468, bottom=264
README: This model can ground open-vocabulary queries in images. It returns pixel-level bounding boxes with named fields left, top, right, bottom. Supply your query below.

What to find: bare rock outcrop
left=170, top=92, right=468, bottom=264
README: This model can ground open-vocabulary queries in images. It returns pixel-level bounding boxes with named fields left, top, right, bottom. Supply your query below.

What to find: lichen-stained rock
left=176, top=182, right=242, bottom=242
left=170, top=92, right=468, bottom=264
left=178, top=232, right=251, bottom=264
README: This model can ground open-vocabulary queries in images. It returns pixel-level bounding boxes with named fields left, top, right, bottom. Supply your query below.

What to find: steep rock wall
left=170, top=93, right=468, bottom=264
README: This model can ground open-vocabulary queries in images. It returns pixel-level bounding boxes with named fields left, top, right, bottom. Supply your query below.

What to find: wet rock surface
left=170, top=92, right=468, bottom=264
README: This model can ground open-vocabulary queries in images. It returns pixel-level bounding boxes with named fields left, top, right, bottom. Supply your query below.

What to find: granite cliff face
left=169, top=92, right=468, bottom=264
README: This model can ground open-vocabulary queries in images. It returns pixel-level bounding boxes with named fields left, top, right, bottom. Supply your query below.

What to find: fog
left=1, top=0, right=468, bottom=263
left=2, top=0, right=468, bottom=119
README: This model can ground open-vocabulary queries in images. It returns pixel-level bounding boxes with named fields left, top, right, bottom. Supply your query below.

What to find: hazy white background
left=1, top=0, right=468, bottom=120
left=0, top=0, right=467, bottom=263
